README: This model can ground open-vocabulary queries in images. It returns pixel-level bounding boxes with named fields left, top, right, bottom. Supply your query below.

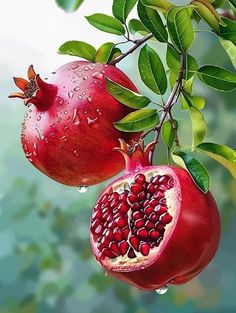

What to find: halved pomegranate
left=90, top=140, right=220, bottom=291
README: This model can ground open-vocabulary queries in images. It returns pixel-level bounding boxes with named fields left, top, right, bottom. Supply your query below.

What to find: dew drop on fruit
left=77, top=186, right=89, bottom=193
left=155, top=285, right=168, bottom=295
left=92, top=72, right=103, bottom=79
left=68, top=91, right=74, bottom=98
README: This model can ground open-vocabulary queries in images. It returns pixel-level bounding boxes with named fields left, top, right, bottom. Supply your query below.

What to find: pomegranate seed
left=94, top=225, right=103, bottom=236
left=155, top=222, right=165, bottom=231
left=130, top=183, right=143, bottom=194
left=137, top=228, right=149, bottom=239
left=160, top=213, right=173, bottom=224
left=129, top=236, right=140, bottom=251
left=150, top=213, right=159, bottom=222
left=101, top=194, right=109, bottom=203
left=103, top=211, right=110, bottom=220
left=119, top=192, right=128, bottom=202
left=131, top=202, right=141, bottom=211
left=155, top=205, right=167, bottom=215
left=109, top=242, right=120, bottom=256
left=147, top=183, right=155, bottom=194
left=102, top=248, right=117, bottom=259
left=128, top=193, right=138, bottom=203
left=128, top=247, right=136, bottom=259
left=115, top=217, right=128, bottom=228
left=135, top=173, right=146, bottom=184
left=142, top=199, right=150, bottom=207
left=110, top=200, right=119, bottom=209
left=153, top=191, right=164, bottom=200
left=145, top=221, right=155, bottom=230
left=159, top=198, right=167, bottom=205
left=159, top=175, right=170, bottom=184
left=123, top=226, right=130, bottom=239
left=106, top=214, right=113, bottom=222
left=138, top=191, right=146, bottom=201
left=92, top=210, right=102, bottom=220
left=168, top=177, right=174, bottom=188
left=144, top=205, right=154, bottom=215
left=113, top=212, right=121, bottom=220
left=159, top=184, right=168, bottom=191
left=119, top=241, right=129, bottom=255
left=149, top=199, right=158, bottom=207
left=134, top=219, right=145, bottom=228
left=118, top=203, right=129, bottom=214
left=150, top=230, right=160, bottom=240
left=113, top=227, right=124, bottom=242
left=132, top=211, right=142, bottom=220
left=151, top=175, right=160, bottom=185
left=105, top=229, right=113, bottom=241
left=91, top=219, right=100, bottom=232
left=101, top=236, right=109, bottom=247
left=140, top=242, right=150, bottom=256
left=108, top=188, right=113, bottom=195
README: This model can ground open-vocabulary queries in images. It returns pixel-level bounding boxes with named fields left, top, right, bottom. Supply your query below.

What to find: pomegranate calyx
left=114, top=139, right=155, bottom=172
left=9, top=65, right=57, bottom=111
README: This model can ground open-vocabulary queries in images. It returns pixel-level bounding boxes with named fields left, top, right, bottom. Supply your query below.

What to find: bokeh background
left=0, top=1, right=236, bottom=312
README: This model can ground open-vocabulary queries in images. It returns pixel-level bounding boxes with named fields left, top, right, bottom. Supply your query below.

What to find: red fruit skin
left=91, top=165, right=220, bottom=291
left=21, top=61, right=141, bottom=186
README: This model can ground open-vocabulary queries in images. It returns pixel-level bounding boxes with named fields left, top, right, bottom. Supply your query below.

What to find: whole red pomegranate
left=9, top=62, right=141, bottom=186
left=90, top=140, right=220, bottom=291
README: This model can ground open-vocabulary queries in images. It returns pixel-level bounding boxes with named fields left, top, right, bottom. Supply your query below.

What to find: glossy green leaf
left=228, top=0, right=236, bottom=7
left=197, top=65, right=236, bottom=91
left=85, top=14, right=125, bottom=35
left=166, top=45, right=198, bottom=80
left=114, top=109, right=159, bottom=132
left=197, top=142, right=236, bottom=178
left=167, top=6, right=194, bottom=53
left=56, top=0, right=83, bottom=12
left=137, top=1, right=168, bottom=42
left=128, top=19, right=150, bottom=35
left=172, top=150, right=210, bottom=193
left=181, top=93, right=205, bottom=110
left=220, top=17, right=236, bottom=45
left=220, top=38, right=236, bottom=69
left=106, top=78, right=151, bottom=109
left=161, top=120, right=178, bottom=149
left=112, top=0, right=138, bottom=23
left=138, top=45, right=167, bottom=95
left=141, top=0, right=174, bottom=12
left=58, top=41, right=96, bottom=61
left=95, top=42, right=114, bottom=64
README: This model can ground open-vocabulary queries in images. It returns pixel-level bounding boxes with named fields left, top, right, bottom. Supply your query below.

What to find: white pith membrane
left=91, top=168, right=179, bottom=272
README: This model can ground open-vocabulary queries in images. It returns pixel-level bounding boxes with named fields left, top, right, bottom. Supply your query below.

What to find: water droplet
left=74, top=86, right=80, bottom=91
left=78, top=68, right=82, bottom=72
left=78, top=95, right=82, bottom=100
left=59, top=99, right=64, bottom=105
left=60, top=135, right=67, bottom=141
left=73, top=150, right=79, bottom=157
left=83, top=76, right=88, bottom=80
left=25, top=152, right=32, bottom=157
left=57, top=117, right=62, bottom=123
left=64, top=110, right=68, bottom=115
left=72, top=108, right=80, bottom=125
left=50, top=133, right=55, bottom=137
left=102, top=70, right=105, bottom=74
left=92, top=72, right=103, bottom=79
left=33, top=143, right=37, bottom=149
left=87, top=117, right=98, bottom=125
left=96, top=109, right=102, bottom=116
left=87, top=96, right=92, bottom=102
left=82, top=91, right=86, bottom=96
left=84, top=67, right=89, bottom=71
left=64, top=126, right=69, bottom=131
left=77, top=186, right=89, bottom=193
left=68, top=91, right=74, bottom=98
left=155, top=285, right=168, bottom=295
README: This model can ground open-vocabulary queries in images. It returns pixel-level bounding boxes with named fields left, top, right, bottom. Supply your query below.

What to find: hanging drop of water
left=92, top=72, right=103, bottom=79
left=155, top=285, right=168, bottom=295
left=77, top=186, right=89, bottom=193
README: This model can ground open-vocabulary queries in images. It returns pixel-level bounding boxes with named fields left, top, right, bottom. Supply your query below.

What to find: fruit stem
left=142, top=54, right=186, bottom=162
left=110, top=34, right=153, bottom=66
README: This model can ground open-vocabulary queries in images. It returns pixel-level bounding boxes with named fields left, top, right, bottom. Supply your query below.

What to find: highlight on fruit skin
left=9, top=62, right=141, bottom=186
left=90, top=140, right=221, bottom=291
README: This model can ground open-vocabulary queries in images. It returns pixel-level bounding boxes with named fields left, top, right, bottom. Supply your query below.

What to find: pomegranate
left=90, top=140, right=220, bottom=291
left=9, top=62, right=141, bottom=186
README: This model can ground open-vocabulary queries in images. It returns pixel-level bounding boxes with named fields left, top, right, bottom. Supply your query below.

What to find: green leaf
left=112, top=0, right=138, bottom=23
left=141, top=0, right=174, bottom=12
left=166, top=45, right=198, bottom=80
left=85, top=14, right=125, bottom=35
left=228, top=0, right=236, bottom=7
left=181, top=93, right=205, bottom=110
left=138, top=45, right=167, bottom=95
left=137, top=1, right=168, bottom=42
left=197, top=65, right=236, bottom=91
left=220, top=38, right=236, bottom=69
left=197, top=142, right=236, bottom=178
left=106, top=78, right=151, bottom=109
left=114, top=109, right=159, bottom=132
left=58, top=41, right=96, bottom=61
left=128, top=19, right=150, bottom=35
left=95, top=42, right=115, bottom=64
left=162, top=120, right=178, bottom=149
left=167, top=6, right=195, bottom=53
left=172, top=150, right=210, bottom=193
left=220, top=17, right=236, bottom=45
left=56, top=0, right=83, bottom=12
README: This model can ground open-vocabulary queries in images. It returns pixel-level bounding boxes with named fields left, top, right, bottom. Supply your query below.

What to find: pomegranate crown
left=9, top=65, right=57, bottom=111
left=115, top=139, right=155, bottom=172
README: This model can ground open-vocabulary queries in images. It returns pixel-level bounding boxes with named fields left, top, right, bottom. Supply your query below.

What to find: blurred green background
left=0, top=1, right=236, bottom=312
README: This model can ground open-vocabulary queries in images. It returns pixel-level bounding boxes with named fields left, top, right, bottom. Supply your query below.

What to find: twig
left=168, top=110, right=180, bottom=146
left=110, top=34, right=153, bottom=66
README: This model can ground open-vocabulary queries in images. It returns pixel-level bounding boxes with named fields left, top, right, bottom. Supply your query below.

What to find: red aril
left=9, top=62, right=141, bottom=186
left=90, top=140, right=220, bottom=290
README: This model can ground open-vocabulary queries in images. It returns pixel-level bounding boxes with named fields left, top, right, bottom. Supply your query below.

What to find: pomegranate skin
left=14, top=61, right=141, bottom=186
left=90, top=142, right=220, bottom=291
left=108, top=166, right=220, bottom=290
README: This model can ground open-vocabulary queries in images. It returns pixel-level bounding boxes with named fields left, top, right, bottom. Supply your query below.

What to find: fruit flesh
left=12, top=62, right=141, bottom=186
left=90, top=165, right=220, bottom=290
